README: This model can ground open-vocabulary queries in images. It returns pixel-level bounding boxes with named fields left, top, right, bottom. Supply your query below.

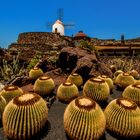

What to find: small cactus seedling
left=64, top=96, right=106, bottom=140
left=66, top=73, right=83, bottom=87
left=57, top=82, right=79, bottom=103
left=0, top=85, right=23, bottom=103
left=34, top=76, right=55, bottom=96
left=104, top=98, right=140, bottom=139
left=3, top=92, right=48, bottom=140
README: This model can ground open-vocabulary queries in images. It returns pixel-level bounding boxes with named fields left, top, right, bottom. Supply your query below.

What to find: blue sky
left=0, top=0, right=140, bottom=48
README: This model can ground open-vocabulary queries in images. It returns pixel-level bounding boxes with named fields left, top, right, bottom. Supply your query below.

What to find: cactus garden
left=0, top=33, right=140, bottom=140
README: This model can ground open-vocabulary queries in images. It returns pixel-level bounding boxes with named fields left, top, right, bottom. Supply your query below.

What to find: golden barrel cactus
left=29, top=67, right=43, bottom=81
left=0, top=96, right=6, bottom=120
left=57, top=82, right=79, bottom=103
left=34, top=76, right=55, bottom=96
left=104, top=98, right=140, bottom=139
left=115, top=73, right=135, bottom=89
left=64, top=96, right=106, bottom=140
left=3, top=92, right=48, bottom=140
left=0, top=85, right=23, bottom=103
left=66, top=73, right=83, bottom=87
left=83, top=78, right=110, bottom=103
left=128, top=69, right=139, bottom=79
left=122, top=84, right=140, bottom=107
left=114, top=70, right=123, bottom=78
left=98, top=75, right=114, bottom=91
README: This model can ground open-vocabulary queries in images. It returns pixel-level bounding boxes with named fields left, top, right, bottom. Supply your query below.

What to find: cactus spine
left=104, top=98, right=140, bottom=138
left=64, top=96, right=106, bottom=140
left=34, top=76, right=55, bottom=96
left=57, top=82, right=79, bottom=103
left=66, top=73, right=83, bottom=87
left=83, top=78, right=110, bottom=103
left=0, top=85, right=23, bottom=103
left=3, top=92, right=48, bottom=140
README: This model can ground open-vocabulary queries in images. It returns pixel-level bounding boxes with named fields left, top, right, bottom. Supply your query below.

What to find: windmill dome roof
left=54, top=20, right=63, bottom=25
left=74, top=31, right=88, bottom=37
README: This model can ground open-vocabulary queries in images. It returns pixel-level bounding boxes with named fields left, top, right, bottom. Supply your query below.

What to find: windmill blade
left=46, top=22, right=53, bottom=29
left=57, top=8, right=63, bottom=21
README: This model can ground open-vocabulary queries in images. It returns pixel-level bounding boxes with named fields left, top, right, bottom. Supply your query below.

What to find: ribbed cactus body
left=115, top=73, right=135, bottom=89
left=104, top=98, right=140, bottom=138
left=122, top=84, right=140, bottom=107
left=114, top=70, right=123, bottom=77
left=0, top=96, right=6, bottom=120
left=3, top=93, right=48, bottom=140
left=0, top=85, right=23, bottom=103
left=129, top=69, right=139, bottom=79
left=83, top=78, right=110, bottom=102
left=98, top=75, right=114, bottom=90
left=34, top=76, right=55, bottom=96
left=66, top=73, right=83, bottom=87
left=57, top=82, right=79, bottom=103
left=64, top=96, right=106, bottom=140
left=29, top=67, right=43, bottom=80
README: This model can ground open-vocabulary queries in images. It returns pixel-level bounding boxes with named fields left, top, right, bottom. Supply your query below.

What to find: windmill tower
left=47, top=8, right=74, bottom=36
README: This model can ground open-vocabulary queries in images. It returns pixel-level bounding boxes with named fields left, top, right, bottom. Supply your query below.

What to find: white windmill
left=47, top=8, right=74, bottom=36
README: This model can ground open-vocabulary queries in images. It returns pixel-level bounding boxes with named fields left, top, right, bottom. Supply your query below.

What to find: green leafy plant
left=0, top=53, right=25, bottom=82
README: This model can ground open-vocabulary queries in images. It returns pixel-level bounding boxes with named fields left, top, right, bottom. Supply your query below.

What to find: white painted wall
left=52, top=20, right=64, bottom=36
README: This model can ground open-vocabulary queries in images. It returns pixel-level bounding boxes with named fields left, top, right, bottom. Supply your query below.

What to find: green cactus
left=104, top=98, right=140, bottom=138
left=57, top=82, right=79, bottom=103
left=98, top=75, right=114, bottom=91
left=0, top=85, right=23, bottom=103
left=122, top=84, right=140, bottom=107
left=34, top=76, right=55, bottom=96
left=83, top=78, right=110, bottom=103
left=29, top=67, right=43, bottom=81
left=66, top=73, right=83, bottom=87
left=3, top=92, right=48, bottom=140
left=64, top=96, right=106, bottom=140
left=115, top=73, right=135, bottom=89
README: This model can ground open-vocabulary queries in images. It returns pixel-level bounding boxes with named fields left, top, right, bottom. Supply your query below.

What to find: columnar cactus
left=57, top=82, right=79, bottom=103
left=0, top=85, right=23, bottom=103
left=115, top=73, right=135, bottom=89
left=34, top=76, right=55, bottom=96
left=122, top=84, right=140, bottom=107
left=83, top=78, right=110, bottom=103
left=98, top=75, right=114, bottom=90
left=64, top=96, right=106, bottom=140
left=3, top=92, right=48, bottom=140
left=104, top=98, right=140, bottom=138
left=29, top=67, right=43, bottom=81
left=66, top=73, right=83, bottom=87
left=0, top=96, right=6, bottom=120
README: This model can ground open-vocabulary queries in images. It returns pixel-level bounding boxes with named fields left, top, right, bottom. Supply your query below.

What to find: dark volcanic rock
left=57, top=47, right=113, bottom=81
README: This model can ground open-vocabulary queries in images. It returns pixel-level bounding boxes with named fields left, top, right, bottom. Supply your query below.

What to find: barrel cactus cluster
left=104, top=98, right=140, bottom=138
left=3, top=92, right=48, bottom=140
left=83, top=78, right=110, bottom=103
left=57, top=82, right=79, bottom=103
left=64, top=96, right=106, bottom=140
left=34, top=76, right=55, bottom=97
left=0, top=85, right=23, bottom=103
